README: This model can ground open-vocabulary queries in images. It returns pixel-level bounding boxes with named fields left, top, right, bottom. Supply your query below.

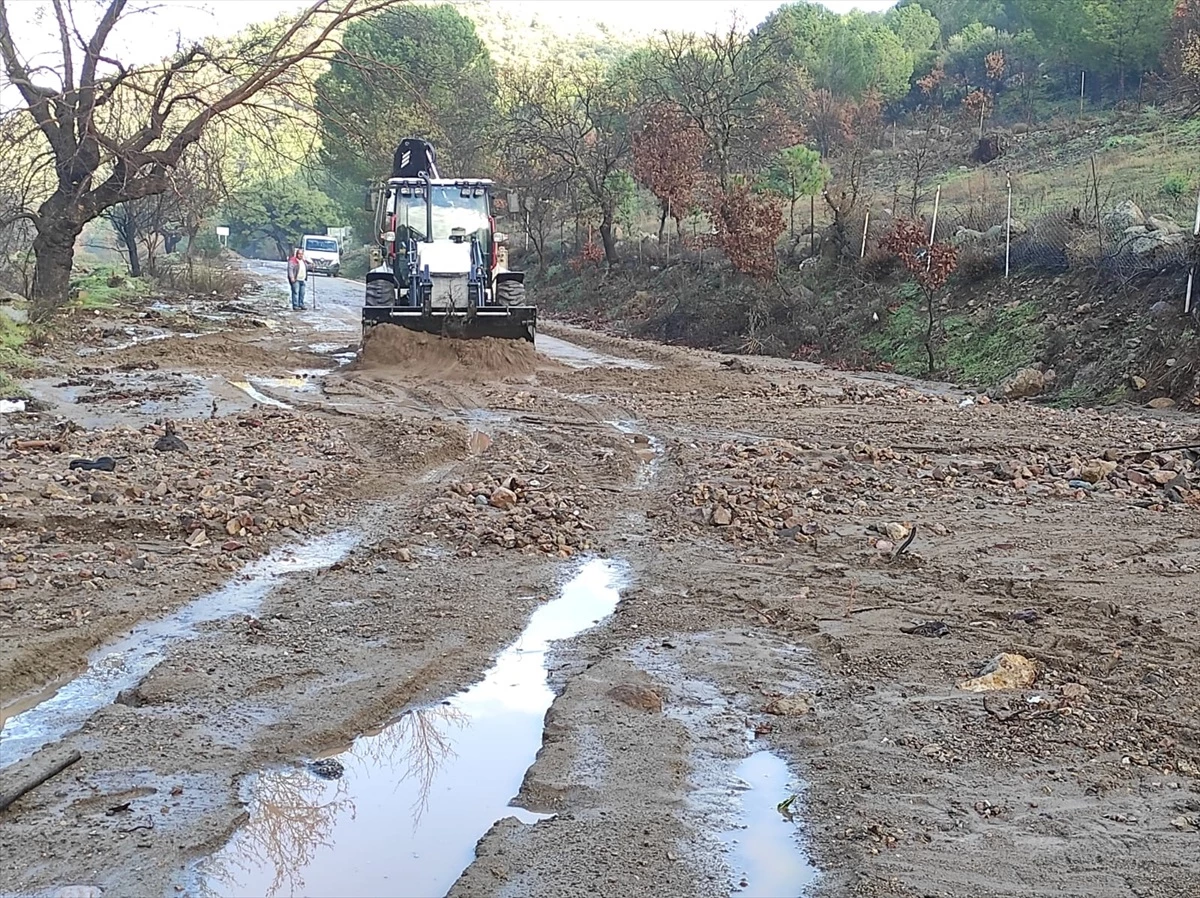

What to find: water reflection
left=203, top=706, right=465, bottom=898
left=204, top=768, right=351, bottom=898
left=198, top=558, right=626, bottom=898
left=352, top=704, right=469, bottom=828
left=721, top=751, right=817, bottom=897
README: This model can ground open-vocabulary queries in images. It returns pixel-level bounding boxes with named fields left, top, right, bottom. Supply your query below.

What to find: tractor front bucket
left=362, top=306, right=536, bottom=343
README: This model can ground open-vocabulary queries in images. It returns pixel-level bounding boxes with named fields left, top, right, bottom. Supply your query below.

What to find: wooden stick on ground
left=0, top=750, right=82, bottom=812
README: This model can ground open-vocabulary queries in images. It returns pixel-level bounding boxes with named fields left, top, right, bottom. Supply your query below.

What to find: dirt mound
left=105, top=333, right=323, bottom=374
left=350, top=324, right=550, bottom=380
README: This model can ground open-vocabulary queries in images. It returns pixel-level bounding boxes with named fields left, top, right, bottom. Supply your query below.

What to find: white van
left=300, top=234, right=341, bottom=277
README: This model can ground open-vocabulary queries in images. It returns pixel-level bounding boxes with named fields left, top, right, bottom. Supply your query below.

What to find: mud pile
left=352, top=324, right=544, bottom=379
left=108, top=333, right=323, bottom=375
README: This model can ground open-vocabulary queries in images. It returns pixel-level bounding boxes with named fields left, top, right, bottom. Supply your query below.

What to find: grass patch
left=70, top=267, right=154, bottom=310
left=0, top=370, right=29, bottom=398
left=0, top=311, right=35, bottom=396
left=861, top=300, right=930, bottom=377
left=862, top=297, right=1044, bottom=386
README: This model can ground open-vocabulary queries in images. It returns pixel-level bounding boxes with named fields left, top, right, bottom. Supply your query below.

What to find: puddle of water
left=229, top=381, right=294, bottom=410
left=194, top=557, right=627, bottom=898
left=255, top=376, right=320, bottom=392
left=722, top=752, right=817, bottom=897
left=306, top=342, right=352, bottom=355
left=290, top=368, right=335, bottom=381
left=0, top=531, right=358, bottom=769
left=536, top=334, right=657, bottom=370
left=304, top=343, right=358, bottom=367
left=609, top=420, right=665, bottom=487
left=629, top=635, right=818, bottom=896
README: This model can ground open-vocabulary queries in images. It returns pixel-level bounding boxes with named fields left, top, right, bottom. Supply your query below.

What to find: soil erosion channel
left=1, top=266, right=1198, bottom=898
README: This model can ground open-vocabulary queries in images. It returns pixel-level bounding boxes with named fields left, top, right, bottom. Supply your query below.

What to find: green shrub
left=1160, top=173, right=1192, bottom=198
left=1103, top=134, right=1144, bottom=150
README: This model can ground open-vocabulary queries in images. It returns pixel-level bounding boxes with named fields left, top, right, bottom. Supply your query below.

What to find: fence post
left=1005, top=173, right=1012, bottom=279
left=860, top=210, right=870, bottom=259
left=1185, top=188, right=1200, bottom=314
left=810, top=194, right=816, bottom=258
left=665, top=196, right=671, bottom=266
left=1079, top=71, right=1086, bottom=117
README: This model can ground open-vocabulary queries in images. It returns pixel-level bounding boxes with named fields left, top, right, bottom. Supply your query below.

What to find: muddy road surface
left=2, top=263, right=1199, bottom=898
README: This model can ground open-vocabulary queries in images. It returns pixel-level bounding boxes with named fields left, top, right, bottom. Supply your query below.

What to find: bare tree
left=0, top=0, right=398, bottom=321
left=100, top=198, right=150, bottom=276
left=0, top=115, right=48, bottom=295
left=504, top=62, right=634, bottom=265
left=640, top=22, right=789, bottom=188
left=900, top=110, right=941, bottom=219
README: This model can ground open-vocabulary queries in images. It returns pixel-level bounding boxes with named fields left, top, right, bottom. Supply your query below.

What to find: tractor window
left=393, top=193, right=428, bottom=242
left=429, top=187, right=490, bottom=240
left=387, top=185, right=491, bottom=245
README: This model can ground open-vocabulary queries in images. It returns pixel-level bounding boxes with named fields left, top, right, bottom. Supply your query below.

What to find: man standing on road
left=287, top=247, right=308, bottom=310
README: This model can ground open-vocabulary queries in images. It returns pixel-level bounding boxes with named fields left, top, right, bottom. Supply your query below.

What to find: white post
left=665, top=197, right=671, bottom=265
left=1005, top=174, right=1013, bottom=279
left=860, top=210, right=870, bottom=259
left=1185, top=188, right=1200, bottom=314
left=926, top=186, right=941, bottom=271
left=1079, top=71, right=1085, bottom=116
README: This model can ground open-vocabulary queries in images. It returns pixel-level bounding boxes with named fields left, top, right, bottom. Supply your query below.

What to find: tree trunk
left=30, top=204, right=83, bottom=322
left=599, top=205, right=618, bottom=266
left=124, top=238, right=142, bottom=278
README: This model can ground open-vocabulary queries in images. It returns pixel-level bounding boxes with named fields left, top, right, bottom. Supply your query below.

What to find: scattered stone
left=958, top=653, right=1038, bottom=692
left=153, top=433, right=188, bottom=452
left=997, top=367, right=1047, bottom=400
left=1128, top=375, right=1147, bottom=391
left=1102, top=200, right=1146, bottom=231
left=763, top=692, right=812, bottom=716
left=607, top=684, right=664, bottom=712
left=309, top=758, right=345, bottom=779
left=0, top=577, right=16, bottom=590
left=711, top=506, right=733, bottom=526
left=900, top=620, right=949, bottom=638
left=1147, top=397, right=1176, bottom=409
left=489, top=487, right=518, bottom=510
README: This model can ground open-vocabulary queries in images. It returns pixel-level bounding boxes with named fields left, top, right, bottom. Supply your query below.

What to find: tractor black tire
left=495, top=279, right=525, bottom=306
left=364, top=279, right=395, bottom=307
